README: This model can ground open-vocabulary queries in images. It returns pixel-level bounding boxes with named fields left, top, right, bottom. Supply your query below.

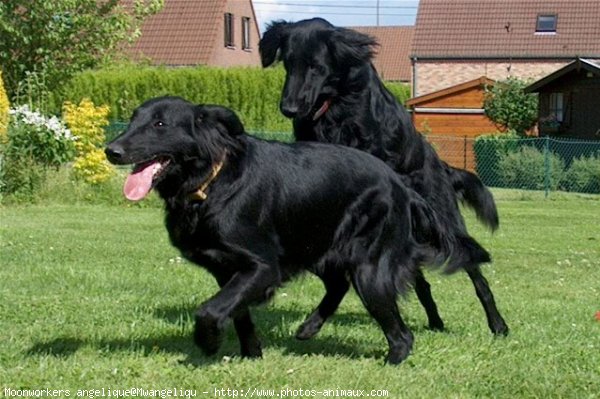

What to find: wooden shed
left=525, top=58, right=600, bottom=140
left=406, top=76, right=499, bottom=171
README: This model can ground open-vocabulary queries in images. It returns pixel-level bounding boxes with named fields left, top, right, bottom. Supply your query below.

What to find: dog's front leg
left=194, top=263, right=279, bottom=357
left=232, top=307, right=262, bottom=358
left=205, top=273, right=264, bottom=358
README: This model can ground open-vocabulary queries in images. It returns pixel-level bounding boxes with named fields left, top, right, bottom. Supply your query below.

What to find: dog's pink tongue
left=124, top=162, right=157, bottom=201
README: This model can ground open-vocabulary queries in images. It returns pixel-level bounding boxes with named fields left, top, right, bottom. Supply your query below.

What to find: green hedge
left=498, top=146, right=565, bottom=191
left=384, top=82, right=411, bottom=105
left=48, top=65, right=290, bottom=133
left=563, top=154, right=600, bottom=194
left=474, top=134, right=600, bottom=194
left=49, top=65, right=411, bottom=134
left=473, top=132, right=519, bottom=187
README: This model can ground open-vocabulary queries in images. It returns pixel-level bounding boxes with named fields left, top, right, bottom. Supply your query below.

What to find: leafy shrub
left=5, top=105, right=76, bottom=167
left=72, top=149, right=115, bottom=185
left=473, top=131, right=519, bottom=187
left=497, top=146, right=565, bottom=191
left=63, top=99, right=114, bottom=184
left=384, top=82, right=411, bottom=105
left=562, top=154, right=600, bottom=194
left=0, top=0, right=162, bottom=97
left=0, top=71, right=9, bottom=141
left=0, top=154, right=46, bottom=202
left=483, top=77, right=538, bottom=136
left=0, top=105, right=75, bottom=201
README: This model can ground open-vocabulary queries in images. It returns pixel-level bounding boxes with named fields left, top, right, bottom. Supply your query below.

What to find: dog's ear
left=328, top=28, right=378, bottom=66
left=196, top=105, right=245, bottom=137
left=259, top=20, right=290, bottom=67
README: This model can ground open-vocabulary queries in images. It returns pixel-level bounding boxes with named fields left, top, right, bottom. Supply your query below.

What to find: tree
left=0, top=0, right=163, bottom=100
left=483, top=77, right=538, bottom=136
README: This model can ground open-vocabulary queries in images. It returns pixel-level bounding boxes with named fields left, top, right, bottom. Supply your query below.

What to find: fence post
left=463, top=136, right=468, bottom=170
left=544, top=136, right=550, bottom=198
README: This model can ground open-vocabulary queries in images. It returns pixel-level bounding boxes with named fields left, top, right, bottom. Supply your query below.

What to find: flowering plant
left=0, top=71, right=9, bottom=141
left=63, top=99, right=114, bottom=184
left=6, top=105, right=76, bottom=167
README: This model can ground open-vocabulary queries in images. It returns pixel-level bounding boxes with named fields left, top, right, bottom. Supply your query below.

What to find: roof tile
left=125, top=0, right=226, bottom=65
left=352, top=26, right=414, bottom=81
left=412, top=0, right=600, bottom=59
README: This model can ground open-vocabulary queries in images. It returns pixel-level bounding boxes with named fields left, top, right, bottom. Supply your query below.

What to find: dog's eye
left=154, top=120, right=165, bottom=128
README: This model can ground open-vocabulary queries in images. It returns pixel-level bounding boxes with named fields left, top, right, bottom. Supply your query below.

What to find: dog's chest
left=165, top=206, right=213, bottom=252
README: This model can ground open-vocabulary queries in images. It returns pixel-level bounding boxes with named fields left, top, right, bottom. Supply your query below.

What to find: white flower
left=9, top=105, right=77, bottom=141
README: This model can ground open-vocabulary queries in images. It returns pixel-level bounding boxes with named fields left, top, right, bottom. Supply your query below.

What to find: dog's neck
left=189, top=153, right=227, bottom=201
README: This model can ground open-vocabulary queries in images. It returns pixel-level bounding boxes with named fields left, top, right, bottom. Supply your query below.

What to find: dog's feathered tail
left=450, top=167, right=499, bottom=231
left=409, top=193, right=491, bottom=275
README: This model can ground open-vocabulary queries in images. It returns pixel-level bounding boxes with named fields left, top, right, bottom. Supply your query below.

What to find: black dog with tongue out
left=104, top=96, right=484, bottom=364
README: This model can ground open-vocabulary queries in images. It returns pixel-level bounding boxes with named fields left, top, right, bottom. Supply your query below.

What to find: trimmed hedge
left=563, top=154, right=600, bottom=194
left=48, top=65, right=290, bottom=133
left=48, top=65, right=411, bottom=133
left=474, top=133, right=600, bottom=194
left=473, top=132, right=519, bottom=187
left=498, top=146, right=565, bottom=191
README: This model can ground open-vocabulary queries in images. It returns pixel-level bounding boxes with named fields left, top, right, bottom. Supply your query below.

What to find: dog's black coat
left=259, top=18, right=508, bottom=336
left=106, top=97, right=482, bottom=364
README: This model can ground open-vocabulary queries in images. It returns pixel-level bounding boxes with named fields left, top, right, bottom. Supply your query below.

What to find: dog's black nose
left=105, top=144, right=125, bottom=163
left=280, top=103, right=298, bottom=118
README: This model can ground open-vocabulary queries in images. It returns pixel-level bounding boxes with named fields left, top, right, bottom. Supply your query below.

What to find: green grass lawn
left=1, top=192, right=599, bottom=398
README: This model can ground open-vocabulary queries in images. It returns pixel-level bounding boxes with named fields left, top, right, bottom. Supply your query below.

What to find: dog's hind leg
left=351, top=264, right=413, bottom=365
left=414, top=270, right=445, bottom=331
left=466, top=267, right=509, bottom=335
left=296, top=269, right=350, bottom=340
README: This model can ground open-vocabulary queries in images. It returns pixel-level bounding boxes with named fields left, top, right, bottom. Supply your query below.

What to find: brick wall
left=210, top=1, right=260, bottom=67
left=414, top=60, right=568, bottom=96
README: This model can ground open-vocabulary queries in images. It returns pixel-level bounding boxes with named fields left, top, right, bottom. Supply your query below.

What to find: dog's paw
left=194, top=313, right=223, bottom=355
left=295, top=317, right=324, bottom=340
left=240, top=340, right=263, bottom=358
left=492, top=322, right=509, bottom=337
left=427, top=318, right=445, bottom=332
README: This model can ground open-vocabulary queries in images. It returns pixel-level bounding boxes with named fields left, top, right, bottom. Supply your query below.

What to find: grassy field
left=1, top=191, right=599, bottom=398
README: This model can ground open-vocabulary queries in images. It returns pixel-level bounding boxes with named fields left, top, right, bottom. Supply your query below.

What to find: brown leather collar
left=189, top=154, right=226, bottom=201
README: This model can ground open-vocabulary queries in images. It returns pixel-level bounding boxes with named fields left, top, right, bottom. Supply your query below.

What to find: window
left=549, top=92, right=564, bottom=122
left=224, top=13, right=234, bottom=47
left=536, top=14, right=557, bottom=33
left=242, top=17, right=251, bottom=50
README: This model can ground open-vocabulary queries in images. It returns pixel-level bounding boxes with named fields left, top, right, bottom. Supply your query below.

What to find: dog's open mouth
left=312, top=98, right=332, bottom=121
left=124, top=158, right=171, bottom=201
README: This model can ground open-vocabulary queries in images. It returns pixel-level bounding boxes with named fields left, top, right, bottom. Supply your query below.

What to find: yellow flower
left=63, top=99, right=114, bottom=185
left=0, top=71, right=10, bottom=142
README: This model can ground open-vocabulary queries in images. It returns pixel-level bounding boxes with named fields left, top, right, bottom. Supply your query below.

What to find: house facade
left=125, top=0, right=261, bottom=67
left=411, top=0, right=600, bottom=96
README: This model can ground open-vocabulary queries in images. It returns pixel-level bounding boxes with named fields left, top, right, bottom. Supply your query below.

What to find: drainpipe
left=411, top=56, right=418, bottom=98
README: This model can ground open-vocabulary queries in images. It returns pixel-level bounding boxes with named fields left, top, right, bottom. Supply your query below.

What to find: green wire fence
left=106, top=122, right=600, bottom=197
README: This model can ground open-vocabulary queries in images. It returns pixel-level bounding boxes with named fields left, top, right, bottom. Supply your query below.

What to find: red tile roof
left=352, top=26, right=414, bottom=82
left=412, top=0, right=600, bottom=59
left=126, top=0, right=225, bottom=65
